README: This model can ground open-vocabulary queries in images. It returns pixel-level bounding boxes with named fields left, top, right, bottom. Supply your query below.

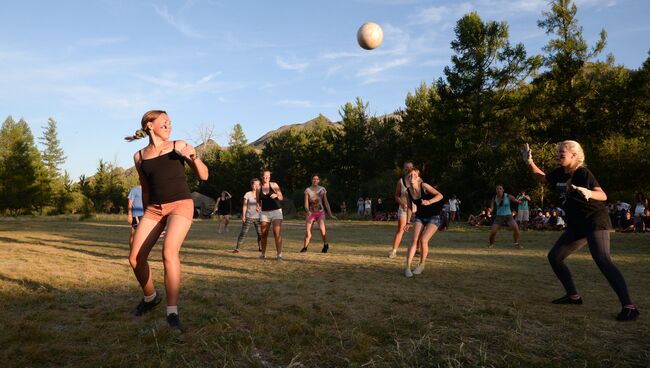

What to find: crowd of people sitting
left=467, top=191, right=649, bottom=233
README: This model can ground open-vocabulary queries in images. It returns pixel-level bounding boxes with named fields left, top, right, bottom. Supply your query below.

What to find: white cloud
left=154, top=5, right=202, bottom=38
left=410, top=5, right=451, bottom=24
left=275, top=56, right=309, bottom=72
left=197, top=71, right=222, bottom=84
left=277, top=99, right=313, bottom=108
left=357, top=58, right=409, bottom=77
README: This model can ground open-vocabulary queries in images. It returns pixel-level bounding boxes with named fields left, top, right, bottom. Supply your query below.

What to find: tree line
left=2, top=0, right=648, bottom=216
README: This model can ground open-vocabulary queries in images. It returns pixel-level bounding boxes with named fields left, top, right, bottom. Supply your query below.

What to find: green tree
left=0, top=117, right=44, bottom=214
left=533, top=0, right=607, bottom=139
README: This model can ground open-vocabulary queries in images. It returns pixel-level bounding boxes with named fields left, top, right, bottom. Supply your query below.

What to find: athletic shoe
left=616, top=306, right=640, bottom=321
left=388, top=250, right=397, bottom=258
left=232, top=249, right=240, bottom=253
left=551, top=295, right=583, bottom=305
left=487, top=243, right=494, bottom=248
left=134, top=292, right=161, bottom=316
left=514, top=243, right=523, bottom=249
left=321, top=243, right=329, bottom=253
left=405, top=268, right=413, bottom=278
left=277, top=254, right=283, bottom=261
left=259, top=254, right=266, bottom=260
left=412, top=264, right=425, bottom=275
left=166, top=313, right=184, bottom=333
left=300, top=247, right=308, bottom=253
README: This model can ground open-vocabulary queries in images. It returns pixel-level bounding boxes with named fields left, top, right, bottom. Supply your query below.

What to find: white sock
left=144, top=291, right=157, bottom=302
left=166, top=306, right=178, bottom=316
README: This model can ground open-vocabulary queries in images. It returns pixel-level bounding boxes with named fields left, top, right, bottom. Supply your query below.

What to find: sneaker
left=412, top=264, right=425, bottom=275
left=551, top=295, right=583, bottom=305
left=487, top=243, right=494, bottom=248
left=134, top=292, right=161, bottom=316
left=405, top=268, right=413, bottom=278
left=232, top=249, right=240, bottom=254
left=259, top=254, right=266, bottom=260
left=616, top=306, right=640, bottom=321
left=277, top=254, right=283, bottom=261
left=388, top=250, right=397, bottom=258
left=300, top=247, right=308, bottom=253
left=166, top=313, right=184, bottom=333
left=514, top=243, right=523, bottom=249
left=321, top=243, right=329, bottom=253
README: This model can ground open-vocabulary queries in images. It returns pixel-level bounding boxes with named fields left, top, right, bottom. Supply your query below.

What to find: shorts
left=307, top=211, right=325, bottom=222
left=516, top=209, right=529, bottom=222
left=143, top=198, right=194, bottom=222
left=217, top=211, right=230, bottom=217
left=414, top=215, right=441, bottom=227
left=397, top=206, right=407, bottom=218
left=131, top=216, right=143, bottom=228
left=261, top=208, right=283, bottom=222
left=493, top=215, right=515, bottom=226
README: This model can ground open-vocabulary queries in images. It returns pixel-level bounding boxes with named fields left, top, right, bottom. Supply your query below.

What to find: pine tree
left=39, top=118, right=66, bottom=178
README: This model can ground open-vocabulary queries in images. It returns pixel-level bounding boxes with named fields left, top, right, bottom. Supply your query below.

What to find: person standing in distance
left=124, top=110, right=209, bottom=333
left=233, top=179, right=262, bottom=253
left=257, top=170, right=284, bottom=260
left=516, top=191, right=531, bottom=231
left=523, top=141, right=639, bottom=321
left=488, top=185, right=522, bottom=249
left=300, top=174, right=337, bottom=253
left=388, top=161, right=414, bottom=258
left=127, top=185, right=144, bottom=247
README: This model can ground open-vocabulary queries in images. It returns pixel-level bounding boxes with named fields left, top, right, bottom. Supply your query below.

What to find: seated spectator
left=532, top=211, right=548, bottom=230
left=468, top=210, right=489, bottom=226
left=545, top=210, right=566, bottom=231
left=616, top=211, right=635, bottom=233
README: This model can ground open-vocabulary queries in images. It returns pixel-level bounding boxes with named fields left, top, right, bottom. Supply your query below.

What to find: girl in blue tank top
left=488, top=184, right=522, bottom=249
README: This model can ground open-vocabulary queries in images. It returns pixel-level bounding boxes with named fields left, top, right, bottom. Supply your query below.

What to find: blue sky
left=2, top=0, right=648, bottom=178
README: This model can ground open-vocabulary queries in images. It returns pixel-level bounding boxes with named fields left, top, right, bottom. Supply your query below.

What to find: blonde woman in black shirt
left=524, top=141, right=638, bottom=321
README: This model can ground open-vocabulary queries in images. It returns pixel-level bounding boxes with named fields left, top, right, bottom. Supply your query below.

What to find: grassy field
left=1, top=216, right=648, bottom=367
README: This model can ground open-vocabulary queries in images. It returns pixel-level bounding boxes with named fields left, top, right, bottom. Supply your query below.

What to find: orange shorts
left=143, top=199, right=194, bottom=222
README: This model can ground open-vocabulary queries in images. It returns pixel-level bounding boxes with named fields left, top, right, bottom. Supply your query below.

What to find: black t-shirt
left=620, top=217, right=634, bottom=229
left=545, top=166, right=612, bottom=231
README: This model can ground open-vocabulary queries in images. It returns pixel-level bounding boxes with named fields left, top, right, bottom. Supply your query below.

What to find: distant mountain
left=250, top=114, right=340, bottom=148
left=249, top=112, right=401, bottom=149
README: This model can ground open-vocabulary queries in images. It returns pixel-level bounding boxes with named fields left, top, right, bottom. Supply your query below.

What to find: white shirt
left=244, top=191, right=260, bottom=219
left=449, top=198, right=459, bottom=212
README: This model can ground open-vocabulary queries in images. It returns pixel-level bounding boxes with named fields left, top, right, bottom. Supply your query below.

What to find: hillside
left=249, top=114, right=340, bottom=148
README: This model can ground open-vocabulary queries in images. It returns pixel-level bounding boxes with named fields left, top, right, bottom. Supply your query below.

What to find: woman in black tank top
left=403, top=169, right=443, bottom=278
left=256, top=170, right=284, bottom=260
left=124, top=110, right=208, bottom=333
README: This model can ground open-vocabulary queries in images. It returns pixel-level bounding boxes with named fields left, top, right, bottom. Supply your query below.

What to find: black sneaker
left=321, top=243, right=329, bottom=253
left=300, top=247, right=308, bottom=253
left=551, top=295, right=583, bottom=305
left=134, top=292, right=162, bottom=316
left=616, top=306, right=640, bottom=321
left=166, top=313, right=185, bottom=333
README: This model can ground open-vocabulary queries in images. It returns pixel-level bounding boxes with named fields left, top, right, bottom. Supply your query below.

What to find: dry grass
left=1, top=216, right=649, bottom=367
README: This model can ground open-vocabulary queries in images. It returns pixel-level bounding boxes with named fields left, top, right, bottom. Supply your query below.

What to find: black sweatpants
left=547, top=228, right=632, bottom=306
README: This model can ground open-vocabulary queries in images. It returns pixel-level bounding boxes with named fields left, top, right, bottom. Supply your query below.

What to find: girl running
left=403, top=169, right=443, bottom=277
left=125, top=110, right=208, bottom=333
